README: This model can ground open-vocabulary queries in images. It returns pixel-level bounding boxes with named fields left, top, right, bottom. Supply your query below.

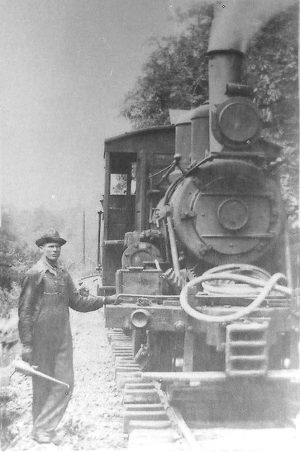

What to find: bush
left=0, top=211, right=38, bottom=315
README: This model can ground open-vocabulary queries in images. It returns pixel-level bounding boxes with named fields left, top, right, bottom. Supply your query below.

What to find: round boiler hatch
left=217, top=198, right=249, bottom=231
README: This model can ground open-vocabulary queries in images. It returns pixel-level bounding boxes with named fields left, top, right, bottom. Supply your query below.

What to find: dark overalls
left=18, top=259, right=103, bottom=435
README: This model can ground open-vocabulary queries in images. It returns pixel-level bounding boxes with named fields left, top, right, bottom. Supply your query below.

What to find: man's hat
left=35, top=229, right=67, bottom=247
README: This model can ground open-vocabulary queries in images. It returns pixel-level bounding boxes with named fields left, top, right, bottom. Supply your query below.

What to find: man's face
left=40, top=242, right=61, bottom=263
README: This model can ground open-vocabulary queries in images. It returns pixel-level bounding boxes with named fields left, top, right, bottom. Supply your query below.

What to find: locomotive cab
left=100, top=126, right=175, bottom=290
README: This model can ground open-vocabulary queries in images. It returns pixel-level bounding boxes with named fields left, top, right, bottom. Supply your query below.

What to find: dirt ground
left=5, top=308, right=127, bottom=451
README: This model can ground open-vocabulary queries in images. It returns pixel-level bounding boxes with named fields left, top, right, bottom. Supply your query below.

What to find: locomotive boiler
left=99, top=34, right=299, bottom=420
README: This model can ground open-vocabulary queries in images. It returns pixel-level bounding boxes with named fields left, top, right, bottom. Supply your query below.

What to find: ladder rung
left=227, top=341, right=267, bottom=347
left=229, top=355, right=267, bottom=361
left=228, top=323, right=268, bottom=331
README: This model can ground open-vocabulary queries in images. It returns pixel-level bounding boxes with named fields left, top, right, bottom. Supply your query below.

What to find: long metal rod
left=80, top=274, right=100, bottom=281
left=141, top=369, right=300, bottom=382
left=143, top=371, right=226, bottom=382
left=163, top=219, right=172, bottom=264
left=116, top=293, right=179, bottom=302
left=166, top=215, right=181, bottom=278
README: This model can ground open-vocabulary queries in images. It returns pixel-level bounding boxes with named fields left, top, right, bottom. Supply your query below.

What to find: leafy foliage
left=121, top=4, right=213, bottom=128
left=246, top=9, right=299, bottom=224
left=0, top=211, right=38, bottom=290
left=0, top=211, right=39, bottom=314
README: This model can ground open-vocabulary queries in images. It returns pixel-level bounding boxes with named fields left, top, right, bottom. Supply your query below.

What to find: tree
left=0, top=211, right=39, bottom=315
left=246, top=9, right=299, bottom=224
left=121, top=4, right=213, bottom=128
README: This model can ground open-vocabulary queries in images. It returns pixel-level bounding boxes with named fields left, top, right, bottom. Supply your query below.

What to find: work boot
left=32, top=431, right=52, bottom=444
left=51, top=430, right=64, bottom=446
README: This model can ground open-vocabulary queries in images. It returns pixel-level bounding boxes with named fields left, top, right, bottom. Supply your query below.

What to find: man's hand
left=104, top=295, right=119, bottom=305
left=21, top=345, right=33, bottom=364
left=79, top=285, right=90, bottom=297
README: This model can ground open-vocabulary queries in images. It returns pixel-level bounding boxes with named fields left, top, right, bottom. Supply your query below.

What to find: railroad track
left=108, top=328, right=188, bottom=450
left=108, top=328, right=299, bottom=452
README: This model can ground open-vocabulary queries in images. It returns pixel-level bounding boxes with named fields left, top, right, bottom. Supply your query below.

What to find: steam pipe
left=166, top=215, right=181, bottom=279
left=175, top=113, right=191, bottom=171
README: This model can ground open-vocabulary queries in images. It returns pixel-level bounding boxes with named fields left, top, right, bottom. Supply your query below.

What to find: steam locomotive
left=98, top=47, right=299, bottom=419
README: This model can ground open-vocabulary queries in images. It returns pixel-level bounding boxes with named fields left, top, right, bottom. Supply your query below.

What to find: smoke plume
left=208, top=0, right=297, bottom=53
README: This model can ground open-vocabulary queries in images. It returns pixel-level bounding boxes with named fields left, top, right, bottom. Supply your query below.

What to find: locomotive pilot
left=18, top=229, right=115, bottom=444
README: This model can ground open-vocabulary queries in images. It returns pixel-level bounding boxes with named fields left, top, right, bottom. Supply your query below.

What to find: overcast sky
left=0, top=0, right=196, bottom=213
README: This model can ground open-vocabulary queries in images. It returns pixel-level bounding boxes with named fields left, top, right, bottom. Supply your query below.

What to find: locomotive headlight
left=215, top=97, right=261, bottom=147
left=131, top=309, right=151, bottom=329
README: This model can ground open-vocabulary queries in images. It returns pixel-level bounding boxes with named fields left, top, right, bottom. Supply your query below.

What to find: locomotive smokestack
left=207, top=48, right=244, bottom=153
left=207, top=3, right=245, bottom=153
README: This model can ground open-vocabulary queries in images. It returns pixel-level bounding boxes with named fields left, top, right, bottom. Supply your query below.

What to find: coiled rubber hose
left=180, top=264, right=291, bottom=323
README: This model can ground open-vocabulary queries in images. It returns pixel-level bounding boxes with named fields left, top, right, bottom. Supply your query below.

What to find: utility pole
left=97, top=210, right=102, bottom=269
left=97, top=196, right=104, bottom=270
left=82, top=210, right=86, bottom=266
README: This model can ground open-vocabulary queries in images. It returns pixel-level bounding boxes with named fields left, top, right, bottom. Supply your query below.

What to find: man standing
left=18, top=229, right=114, bottom=444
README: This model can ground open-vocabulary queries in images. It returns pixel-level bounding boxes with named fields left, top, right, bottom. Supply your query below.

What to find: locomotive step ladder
left=225, top=321, right=269, bottom=377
